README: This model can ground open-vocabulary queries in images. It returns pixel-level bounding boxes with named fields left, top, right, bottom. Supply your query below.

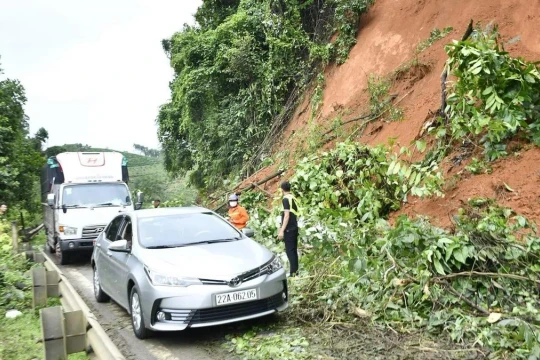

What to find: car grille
left=200, top=258, right=276, bottom=286
left=81, top=224, right=106, bottom=239
left=158, top=293, right=285, bottom=325
left=190, top=292, right=285, bottom=325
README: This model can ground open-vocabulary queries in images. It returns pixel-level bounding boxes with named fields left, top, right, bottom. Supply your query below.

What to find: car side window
left=120, top=217, right=133, bottom=250
left=105, top=216, right=123, bottom=241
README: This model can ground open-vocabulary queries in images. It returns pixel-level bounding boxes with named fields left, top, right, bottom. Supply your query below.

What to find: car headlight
left=59, top=225, right=77, bottom=236
left=262, top=256, right=282, bottom=275
left=144, top=266, right=202, bottom=287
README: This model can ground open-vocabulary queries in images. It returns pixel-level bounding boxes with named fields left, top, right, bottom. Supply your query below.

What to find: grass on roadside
left=0, top=298, right=89, bottom=360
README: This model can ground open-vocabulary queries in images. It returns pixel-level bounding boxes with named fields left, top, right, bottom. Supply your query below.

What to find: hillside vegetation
left=158, top=0, right=374, bottom=190
left=158, top=0, right=540, bottom=358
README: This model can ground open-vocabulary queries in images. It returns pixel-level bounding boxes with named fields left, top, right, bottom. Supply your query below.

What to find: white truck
left=42, top=151, right=143, bottom=264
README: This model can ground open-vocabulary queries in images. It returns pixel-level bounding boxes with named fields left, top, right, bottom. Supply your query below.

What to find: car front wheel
left=93, top=266, right=110, bottom=303
left=130, top=287, right=151, bottom=339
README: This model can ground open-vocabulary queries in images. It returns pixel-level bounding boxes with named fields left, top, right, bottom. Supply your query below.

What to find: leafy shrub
left=0, top=220, right=33, bottom=312
left=291, top=142, right=443, bottom=224
left=444, top=26, right=540, bottom=160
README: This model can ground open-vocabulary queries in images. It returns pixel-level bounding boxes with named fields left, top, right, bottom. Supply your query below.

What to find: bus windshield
left=62, top=184, right=131, bottom=208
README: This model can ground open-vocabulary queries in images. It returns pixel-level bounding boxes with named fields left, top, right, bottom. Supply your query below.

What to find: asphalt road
left=44, top=251, right=279, bottom=360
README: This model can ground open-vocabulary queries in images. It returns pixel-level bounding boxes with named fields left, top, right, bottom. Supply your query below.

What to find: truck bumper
left=58, top=238, right=94, bottom=252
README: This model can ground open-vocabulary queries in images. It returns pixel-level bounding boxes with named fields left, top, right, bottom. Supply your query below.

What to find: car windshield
left=138, top=212, right=242, bottom=248
left=62, top=184, right=131, bottom=208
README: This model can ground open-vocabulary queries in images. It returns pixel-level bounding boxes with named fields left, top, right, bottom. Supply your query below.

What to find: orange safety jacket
left=228, top=205, right=249, bottom=229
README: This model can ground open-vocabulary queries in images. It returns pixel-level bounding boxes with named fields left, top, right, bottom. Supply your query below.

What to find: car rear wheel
left=93, top=266, right=110, bottom=303
left=55, top=241, right=70, bottom=265
left=130, top=287, right=151, bottom=339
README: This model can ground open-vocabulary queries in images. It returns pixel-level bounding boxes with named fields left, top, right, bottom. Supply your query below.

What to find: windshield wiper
left=97, top=202, right=122, bottom=207
left=190, top=237, right=242, bottom=245
left=146, top=244, right=190, bottom=249
left=146, top=238, right=241, bottom=249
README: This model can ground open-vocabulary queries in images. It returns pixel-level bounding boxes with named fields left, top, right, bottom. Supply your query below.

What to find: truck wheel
left=47, top=241, right=55, bottom=254
left=55, top=242, right=70, bottom=265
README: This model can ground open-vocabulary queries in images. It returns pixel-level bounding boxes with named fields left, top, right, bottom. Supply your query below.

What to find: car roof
left=128, top=206, right=214, bottom=219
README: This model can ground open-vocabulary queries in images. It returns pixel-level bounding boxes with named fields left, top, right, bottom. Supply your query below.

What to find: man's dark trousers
left=284, top=228, right=299, bottom=276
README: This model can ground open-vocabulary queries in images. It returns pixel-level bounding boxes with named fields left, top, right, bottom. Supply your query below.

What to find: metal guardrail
left=30, top=249, right=126, bottom=360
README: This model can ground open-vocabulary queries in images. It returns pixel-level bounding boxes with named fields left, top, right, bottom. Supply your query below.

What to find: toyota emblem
left=228, top=276, right=242, bottom=287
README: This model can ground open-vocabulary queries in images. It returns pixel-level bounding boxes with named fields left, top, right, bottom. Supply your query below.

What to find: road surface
left=44, top=252, right=279, bottom=360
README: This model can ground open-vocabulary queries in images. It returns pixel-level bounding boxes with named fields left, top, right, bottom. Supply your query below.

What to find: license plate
left=216, top=289, right=257, bottom=306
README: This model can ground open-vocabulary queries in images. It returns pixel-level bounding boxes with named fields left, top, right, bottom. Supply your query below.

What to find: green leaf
left=454, top=249, right=466, bottom=264
left=336, top=169, right=344, bottom=178
left=433, top=258, right=445, bottom=275
left=415, top=140, right=427, bottom=153
left=387, top=161, right=396, bottom=176
left=392, top=162, right=401, bottom=175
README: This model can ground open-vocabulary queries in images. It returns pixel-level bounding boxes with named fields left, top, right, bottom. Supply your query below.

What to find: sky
left=0, top=0, right=201, bottom=152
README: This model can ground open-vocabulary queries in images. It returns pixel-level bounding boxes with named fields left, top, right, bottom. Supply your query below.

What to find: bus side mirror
left=47, top=193, right=55, bottom=208
left=135, top=191, right=144, bottom=210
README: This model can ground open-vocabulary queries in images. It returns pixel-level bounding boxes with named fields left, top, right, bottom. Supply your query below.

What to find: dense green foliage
left=293, top=142, right=442, bottom=224
left=0, top=64, right=48, bottom=210
left=158, top=0, right=373, bottom=190
left=243, top=159, right=539, bottom=358
left=444, top=27, right=540, bottom=160
left=233, top=26, right=540, bottom=356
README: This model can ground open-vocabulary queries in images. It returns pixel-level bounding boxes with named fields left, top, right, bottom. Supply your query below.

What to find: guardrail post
left=40, top=306, right=67, bottom=360
left=32, top=267, right=48, bottom=309
left=64, top=310, right=87, bottom=354
left=11, top=221, right=18, bottom=254
left=46, top=269, right=60, bottom=297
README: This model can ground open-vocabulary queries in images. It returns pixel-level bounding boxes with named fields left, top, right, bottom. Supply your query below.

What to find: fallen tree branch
left=251, top=182, right=274, bottom=198
left=213, top=169, right=285, bottom=211
left=440, top=19, right=474, bottom=123
left=322, top=94, right=398, bottom=136
left=433, top=271, right=540, bottom=285
left=442, top=281, right=490, bottom=315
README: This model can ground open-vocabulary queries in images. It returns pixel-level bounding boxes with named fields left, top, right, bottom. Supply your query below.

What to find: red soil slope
left=237, top=0, right=540, bottom=226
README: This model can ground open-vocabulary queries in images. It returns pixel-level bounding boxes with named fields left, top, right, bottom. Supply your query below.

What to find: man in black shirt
left=278, top=181, right=299, bottom=277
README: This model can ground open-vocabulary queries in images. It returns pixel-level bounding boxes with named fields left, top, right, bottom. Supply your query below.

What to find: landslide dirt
left=238, top=0, right=540, bottom=225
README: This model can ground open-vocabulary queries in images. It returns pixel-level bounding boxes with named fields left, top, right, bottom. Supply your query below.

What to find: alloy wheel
left=131, top=292, right=142, bottom=331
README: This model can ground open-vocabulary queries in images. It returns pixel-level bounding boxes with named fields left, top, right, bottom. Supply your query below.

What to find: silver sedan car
left=91, top=207, right=288, bottom=339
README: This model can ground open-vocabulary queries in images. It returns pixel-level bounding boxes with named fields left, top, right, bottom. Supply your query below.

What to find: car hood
left=139, top=238, right=274, bottom=279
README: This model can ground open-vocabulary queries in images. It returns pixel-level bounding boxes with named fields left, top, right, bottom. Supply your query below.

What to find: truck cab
left=42, top=152, right=143, bottom=264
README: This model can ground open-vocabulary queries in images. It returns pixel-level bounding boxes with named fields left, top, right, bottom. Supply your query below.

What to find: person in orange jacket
left=227, top=194, right=249, bottom=229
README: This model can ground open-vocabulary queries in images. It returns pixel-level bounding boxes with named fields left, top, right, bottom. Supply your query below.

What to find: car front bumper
left=139, top=268, right=288, bottom=331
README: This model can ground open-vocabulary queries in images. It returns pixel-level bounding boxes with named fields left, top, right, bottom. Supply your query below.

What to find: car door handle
left=106, top=251, right=112, bottom=257
left=96, top=243, right=101, bottom=248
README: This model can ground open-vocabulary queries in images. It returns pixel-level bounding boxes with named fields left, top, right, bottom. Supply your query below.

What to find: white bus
left=42, top=152, right=143, bottom=264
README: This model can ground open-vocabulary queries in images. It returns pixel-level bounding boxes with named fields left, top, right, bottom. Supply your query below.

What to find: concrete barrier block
left=40, top=306, right=67, bottom=360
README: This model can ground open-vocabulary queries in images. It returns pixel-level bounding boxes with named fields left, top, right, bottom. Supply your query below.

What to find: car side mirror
left=242, top=228, right=255, bottom=238
left=109, top=239, right=130, bottom=253
left=135, top=191, right=144, bottom=210
left=47, top=193, right=55, bottom=208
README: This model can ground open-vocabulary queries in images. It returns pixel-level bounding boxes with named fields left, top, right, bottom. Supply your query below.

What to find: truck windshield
left=62, top=184, right=131, bottom=208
